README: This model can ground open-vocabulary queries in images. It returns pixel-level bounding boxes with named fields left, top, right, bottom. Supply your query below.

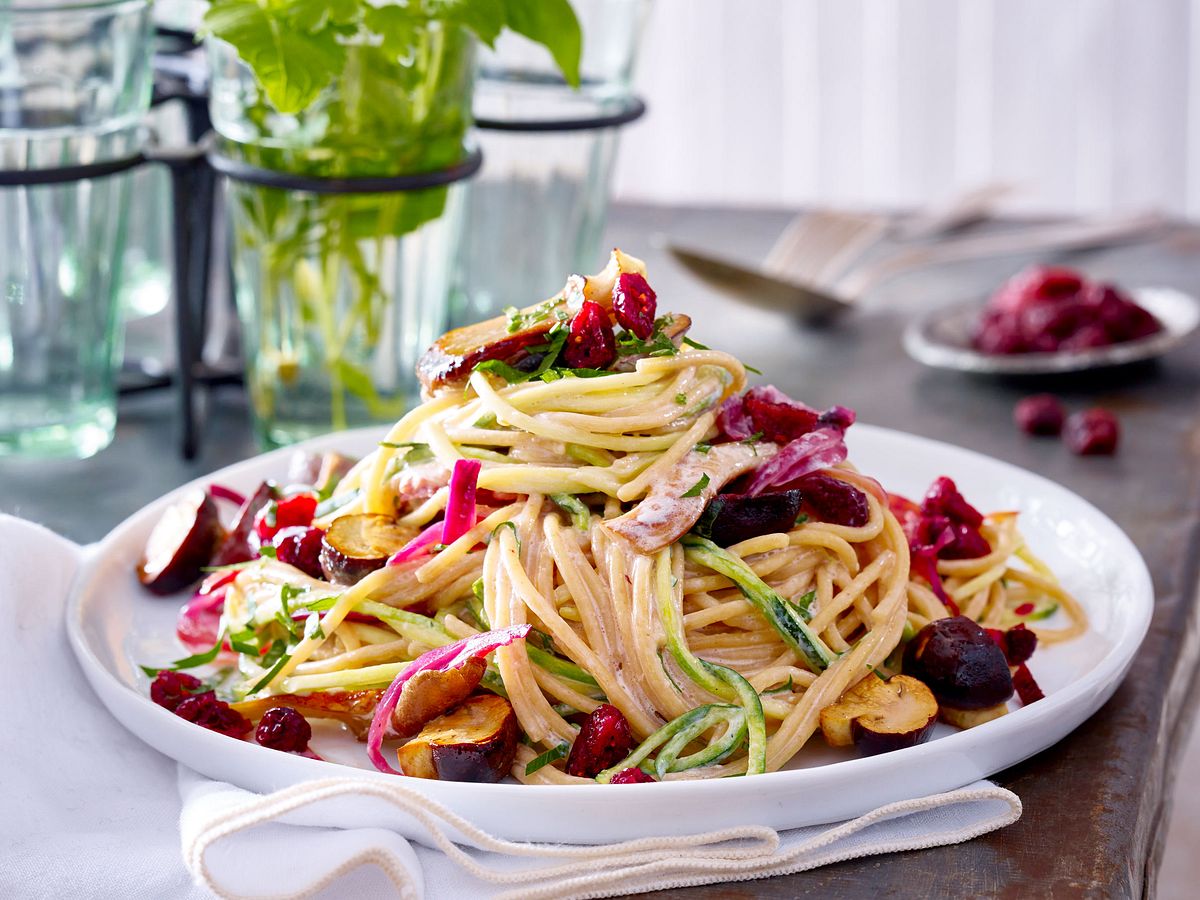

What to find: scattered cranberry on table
left=1014, top=394, right=1066, bottom=436
left=972, top=266, right=1162, bottom=355
left=1064, top=408, right=1120, bottom=456
left=256, top=706, right=313, bottom=753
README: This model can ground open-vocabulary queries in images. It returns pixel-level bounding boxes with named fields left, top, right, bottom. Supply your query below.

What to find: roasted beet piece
left=1064, top=408, right=1120, bottom=456
left=150, top=671, right=204, bottom=712
left=563, top=300, right=617, bottom=369
left=565, top=703, right=635, bottom=778
left=938, top=520, right=990, bottom=560
left=610, top=767, right=656, bottom=784
left=273, top=526, right=326, bottom=579
left=794, top=473, right=870, bottom=528
left=174, top=692, right=252, bottom=738
left=743, top=388, right=819, bottom=443
left=1012, top=663, right=1045, bottom=706
left=1014, top=394, right=1065, bottom=436
left=904, top=616, right=1014, bottom=712
left=695, top=490, right=804, bottom=546
left=212, top=482, right=275, bottom=566
left=1003, top=624, right=1038, bottom=665
left=612, top=272, right=657, bottom=339
left=256, top=706, right=313, bottom=752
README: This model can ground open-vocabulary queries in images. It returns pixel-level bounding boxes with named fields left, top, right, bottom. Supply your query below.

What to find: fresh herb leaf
left=794, top=513, right=809, bottom=525
left=549, top=493, right=591, bottom=530
left=792, top=590, right=817, bottom=620
left=744, top=364, right=763, bottom=375
left=258, top=545, right=277, bottom=559
left=681, top=473, right=711, bottom=498
left=741, top=431, right=764, bottom=445
left=472, top=577, right=486, bottom=602
left=248, top=651, right=292, bottom=695
left=615, top=315, right=680, bottom=359
left=694, top=442, right=712, bottom=454
left=472, top=412, right=498, bottom=429
left=682, top=337, right=711, bottom=350
left=675, top=393, right=688, bottom=405
left=140, top=636, right=225, bottom=677
left=524, top=742, right=570, bottom=776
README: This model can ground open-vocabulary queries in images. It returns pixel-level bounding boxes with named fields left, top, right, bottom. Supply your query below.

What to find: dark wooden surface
left=3, top=205, right=1199, bottom=899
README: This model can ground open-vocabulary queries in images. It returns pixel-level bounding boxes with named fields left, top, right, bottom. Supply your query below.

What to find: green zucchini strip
left=682, top=535, right=835, bottom=673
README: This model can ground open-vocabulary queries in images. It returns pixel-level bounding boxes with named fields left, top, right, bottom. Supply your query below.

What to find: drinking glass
left=0, top=0, right=154, bottom=458
left=454, top=0, right=649, bottom=322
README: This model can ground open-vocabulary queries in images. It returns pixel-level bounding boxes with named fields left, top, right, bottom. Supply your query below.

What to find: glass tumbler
left=454, top=0, right=649, bottom=322
left=0, top=0, right=154, bottom=458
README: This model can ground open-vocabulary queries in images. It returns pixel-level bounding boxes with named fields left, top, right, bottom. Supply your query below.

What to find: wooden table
left=5, top=205, right=1199, bottom=898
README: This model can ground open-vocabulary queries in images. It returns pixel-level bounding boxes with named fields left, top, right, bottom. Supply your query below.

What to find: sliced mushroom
left=819, top=674, right=938, bottom=755
left=319, top=514, right=418, bottom=585
left=939, top=702, right=1008, bottom=730
left=396, top=694, right=519, bottom=782
left=415, top=249, right=647, bottom=392
left=605, top=442, right=777, bottom=554
left=390, top=657, right=487, bottom=740
left=138, top=490, right=226, bottom=595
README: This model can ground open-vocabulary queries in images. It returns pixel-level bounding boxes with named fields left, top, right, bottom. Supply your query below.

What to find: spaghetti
left=173, top=250, right=1086, bottom=782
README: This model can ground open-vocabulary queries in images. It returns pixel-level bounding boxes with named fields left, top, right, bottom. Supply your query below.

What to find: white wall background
left=612, top=0, right=1200, bottom=216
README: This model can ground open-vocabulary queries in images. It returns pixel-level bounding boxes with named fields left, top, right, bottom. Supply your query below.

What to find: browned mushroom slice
left=819, top=674, right=939, bottom=755
left=416, top=249, right=647, bottom=392
left=138, top=490, right=226, bottom=595
left=390, top=657, right=487, bottom=740
left=605, top=442, right=777, bottom=554
left=319, top=513, right=418, bottom=585
left=232, top=690, right=383, bottom=739
left=939, top=702, right=1008, bottom=730
left=396, top=694, right=519, bottom=782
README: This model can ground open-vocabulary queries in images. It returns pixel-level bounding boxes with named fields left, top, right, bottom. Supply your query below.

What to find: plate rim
left=65, top=424, right=1154, bottom=832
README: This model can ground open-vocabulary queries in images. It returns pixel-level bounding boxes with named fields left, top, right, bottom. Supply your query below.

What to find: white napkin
left=0, top=514, right=1022, bottom=900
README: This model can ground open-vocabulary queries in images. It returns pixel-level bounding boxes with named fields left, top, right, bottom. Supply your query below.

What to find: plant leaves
left=503, top=0, right=583, bottom=86
left=204, top=0, right=347, bottom=114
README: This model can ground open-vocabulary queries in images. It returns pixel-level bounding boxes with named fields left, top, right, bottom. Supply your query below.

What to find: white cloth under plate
left=0, top=514, right=1022, bottom=900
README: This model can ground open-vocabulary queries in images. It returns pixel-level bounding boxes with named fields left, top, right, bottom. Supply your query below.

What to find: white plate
left=903, top=286, right=1200, bottom=374
left=67, top=425, right=1153, bottom=844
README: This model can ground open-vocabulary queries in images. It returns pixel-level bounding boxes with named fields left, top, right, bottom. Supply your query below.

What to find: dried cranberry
left=255, top=492, right=318, bottom=542
left=565, top=703, right=635, bottom=778
left=1014, top=394, right=1065, bottom=436
left=150, top=670, right=204, bottom=712
left=610, top=767, right=656, bottom=784
left=612, top=272, right=657, bottom=339
left=273, top=526, right=325, bottom=579
left=990, top=266, right=1083, bottom=315
left=563, top=300, right=617, bottom=369
left=972, top=310, right=1026, bottom=354
left=793, top=473, right=870, bottom=527
left=921, top=476, right=983, bottom=528
left=1060, top=323, right=1111, bottom=351
left=174, top=692, right=252, bottom=738
left=255, top=706, right=313, bottom=752
left=1064, top=408, right=1119, bottom=456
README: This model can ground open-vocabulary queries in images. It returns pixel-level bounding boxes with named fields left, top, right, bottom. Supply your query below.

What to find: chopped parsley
left=504, top=299, right=558, bottom=334
left=682, top=336, right=710, bottom=350
left=490, top=520, right=522, bottom=551
left=744, top=363, right=763, bottom=375
left=792, top=589, right=817, bottom=620
left=675, top=393, right=688, bottom=405
left=694, top=441, right=712, bottom=454
left=681, top=473, right=710, bottom=498
left=615, top=314, right=680, bottom=358
left=794, top=513, right=809, bottom=525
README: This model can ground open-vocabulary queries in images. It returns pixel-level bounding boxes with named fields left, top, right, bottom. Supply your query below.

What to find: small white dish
left=903, top=286, right=1199, bottom=375
left=67, top=425, right=1152, bottom=844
